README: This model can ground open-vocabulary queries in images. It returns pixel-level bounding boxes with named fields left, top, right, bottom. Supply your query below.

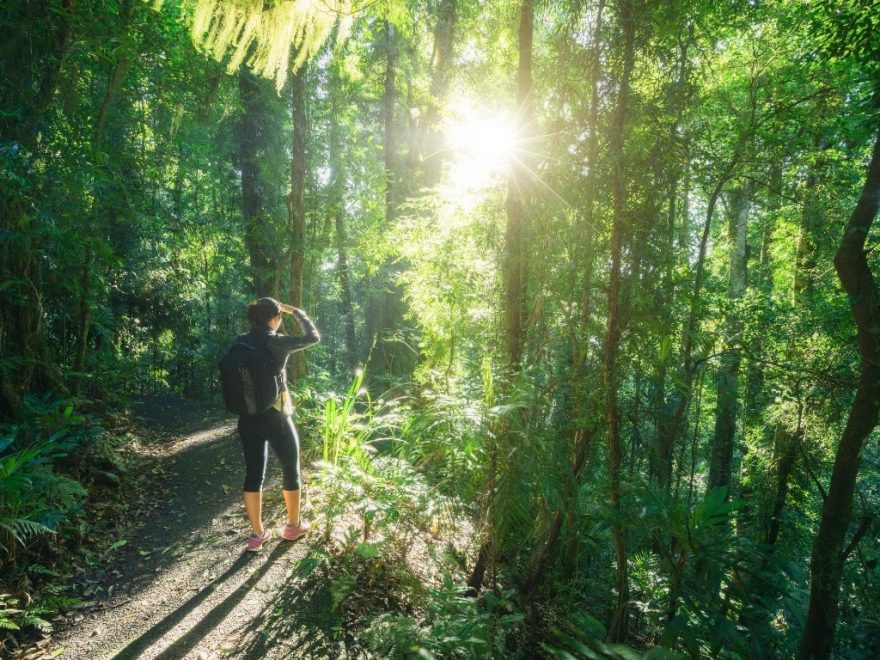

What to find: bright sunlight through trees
left=443, top=100, right=519, bottom=195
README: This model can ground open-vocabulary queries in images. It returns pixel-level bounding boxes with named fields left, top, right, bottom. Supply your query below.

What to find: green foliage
left=307, top=373, right=453, bottom=558
left=0, top=396, right=95, bottom=559
left=543, top=611, right=679, bottom=659
left=0, top=593, right=23, bottom=631
left=392, top=390, right=488, bottom=503
left=0, top=583, right=82, bottom=636
left=322, top=369, right=370, bottom=466
left=4, top=0, right=880, bottom=655
left=623, top=485, right=804, bottom=658
left=0, top=396, right=102, bottom=640
left=364, top=578, right=522, bottom=659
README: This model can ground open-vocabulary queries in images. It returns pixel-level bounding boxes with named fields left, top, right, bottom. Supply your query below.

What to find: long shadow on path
left=235, top=554, right=341, bottom=659
left=51, top=395, right=330, bottom=659
left=111, top=543, right=295, bottom=659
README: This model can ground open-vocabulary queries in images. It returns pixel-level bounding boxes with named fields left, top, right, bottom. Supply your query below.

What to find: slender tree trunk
left=685, top=368, right=706, bottom=506
left=664, top=148, right=742, bottom=468
left=654, top=180, right=676, bottom=487
left=74, top=49, right=133, bottom=384
left=383, top=20, right=397, bottom=223
left=327, top=85, right=359, bottom=370
left=708, top=184, right=751, bottom=492
left=745, top=162, right=781, bottom=423
left=239, top=70, right=274, bottom=295
left=521, top=0, right=605, bottom=599
left=629, top=362, right=642, bottom=476
left=794, top=137, right=828, bottom=303
left=604, top=0, right=636, bottom=641
left=469, top=0, right=534, bottom=594
left=766, top=399, right=802, bottom=545
left=666, top=75, right=757, bottom=447
left=329, top=119, right=358, bottom=370
left=504, top=0, right=534, bottom=370
left=335, top=213, right=358, bottom=370
left=656, top=27, right=692, bottom=490
left=759, top=163, right=781, bottom=290
left=367, top=20, right=413, bottom=379
left=422, top=0, right=457, bottom=188
left=288, top=64, right=308, bottom=380
left=575, top=0, right=605, bottom=373
left=759, top=159, right=817, bottom=544
left=799, top=128, right=880, bottom=660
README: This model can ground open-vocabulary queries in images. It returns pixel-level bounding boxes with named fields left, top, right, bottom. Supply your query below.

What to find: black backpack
left=219, top=333, right=283, bottom=416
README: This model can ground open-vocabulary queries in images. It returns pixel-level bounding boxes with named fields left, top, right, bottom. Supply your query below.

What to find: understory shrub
left=0, top=394, right=102, bottom=636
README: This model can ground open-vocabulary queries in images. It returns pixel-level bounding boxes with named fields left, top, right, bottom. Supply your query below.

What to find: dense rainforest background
left=2, top=0, right=880, bottom=657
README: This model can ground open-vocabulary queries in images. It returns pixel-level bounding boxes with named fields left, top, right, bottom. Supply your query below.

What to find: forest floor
left=42, top=396, right=343, bottom=660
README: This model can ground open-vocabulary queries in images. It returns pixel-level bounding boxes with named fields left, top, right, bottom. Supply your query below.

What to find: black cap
left=255, top=297, right=282, bottom=317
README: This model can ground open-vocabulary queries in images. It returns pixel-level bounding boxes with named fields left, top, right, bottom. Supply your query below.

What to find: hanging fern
left=184, top=0, right=355, bottom=90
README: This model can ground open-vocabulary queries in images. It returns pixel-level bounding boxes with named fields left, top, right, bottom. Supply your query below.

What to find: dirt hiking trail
left=46, top=396, right=340, bottom=659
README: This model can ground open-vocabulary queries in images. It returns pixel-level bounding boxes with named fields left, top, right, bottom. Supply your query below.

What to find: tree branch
left=842, top=514, right=874, bottom=561
left=798, top=442, right=827, bottom=502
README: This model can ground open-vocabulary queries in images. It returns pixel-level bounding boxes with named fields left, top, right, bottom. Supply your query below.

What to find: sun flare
left=443, top=102, right=519, bottom=194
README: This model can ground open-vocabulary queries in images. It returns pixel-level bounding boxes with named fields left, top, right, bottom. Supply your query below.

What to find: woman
left=238, top=296, right=320, bottom=552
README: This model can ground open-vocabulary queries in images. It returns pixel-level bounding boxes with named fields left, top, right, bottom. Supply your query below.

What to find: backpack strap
left=238, top=331, right=279, bottom=372
left=235, top=331, right=269, bottom=350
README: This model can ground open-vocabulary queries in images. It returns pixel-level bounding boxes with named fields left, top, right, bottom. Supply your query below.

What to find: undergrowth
left=0, top=394, right=132, bottom=653
left=293, top=373, right=529, bottom=657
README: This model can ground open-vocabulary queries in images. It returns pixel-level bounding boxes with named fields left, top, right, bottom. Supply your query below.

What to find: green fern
left=0, top=594, right=22, bottom=631
left=20, top=612, right=53, bottom=633
left=0, top=518, right=54, bottom=548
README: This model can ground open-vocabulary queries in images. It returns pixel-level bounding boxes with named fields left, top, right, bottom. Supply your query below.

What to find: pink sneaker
left=246, top=529, right=272, bottom=552
left=280, top=520, right=310, bottom=541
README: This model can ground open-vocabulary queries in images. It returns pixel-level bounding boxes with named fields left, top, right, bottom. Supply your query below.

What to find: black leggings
left=238, top=409, right=301, bottom=492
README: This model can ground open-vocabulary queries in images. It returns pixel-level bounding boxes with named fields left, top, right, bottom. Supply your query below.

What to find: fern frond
left=0, top=518, right=54, bottom=545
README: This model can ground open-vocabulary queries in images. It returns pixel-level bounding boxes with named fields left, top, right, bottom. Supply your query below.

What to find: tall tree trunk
left=766, top=399, right=802, bottom=545
left=288, top=64, right=308, bottom=380
left=793, top=137, right=828, bottom=304
left=422, top=0, right=457, bottom=188
left=759, top=163, right=781, bottom=291
left=521, top=0, right=605, bottom=599
left=328, top=86, right=359, bottom=370
left=0, top=0, right=74, bottom=414
left=504, top=0, right=533, bottom=370
left=665, top=77, right=757, bottom=459
left=74, top=47, right=134, bottom=385
left=383, top=20, right=397, bottom=223
left=745, top=162, right=781, bottom=424
left=335, top=212, right=358, bottom=370
left=367, top=20, right=414, bottom=379
left=708, top=184, right=750, bottom=492
left=468, top=0, right=534, bottom=594
left=799, top=128, right=880, bottom=659
left=664, top=147, right=742, bottom=473
left=239, top=70, right=274, bottom=296
left=655, top=26, right=692, bottom=490
left=760, top=157, right=819, bottom=544
left=604, top=0, right=636, bottom=641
